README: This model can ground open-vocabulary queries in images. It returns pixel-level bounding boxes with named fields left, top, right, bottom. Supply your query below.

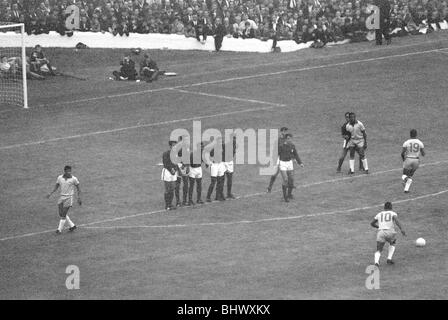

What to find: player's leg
left=225, top=161, right=235, bottom=199
left=348, top=146, right=356, bottom=174
left=182, top=175, right=189, bottom=206
left=337, top=145, right=349, bottom=172
left=56, top=202, right=66, bottom=233
left=65, top=206, right=77, bottom=231
left=374, top=241, right=385, bottom=266
left=206, top=177, right=216, bottom=202
left=188, top=177, right=195, bottom=205
left=175, top=177, right=181, bottom=207
left=267, top=163, right=280, bottom=192
left=206, top=164, right=217, bottom=202
left=279, top=165, right=289, bottom=202
left=287, top=170, right=295, bottom=199
left=386, top=236, right=397, bottom=264
left=164, top=181, right=171, bottom=210
left=375, top=230, right=386, bottom=265
left=196, top=178, right=203, bottom=204
left=357, top=142, right=369, bottom=173
left=216, top=163, right=226, bottom=201
left=404, top=160, right=418, bottom=193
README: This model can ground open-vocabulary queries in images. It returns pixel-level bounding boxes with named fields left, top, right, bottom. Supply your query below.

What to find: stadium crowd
left=1, top=0, right=448, bottom=44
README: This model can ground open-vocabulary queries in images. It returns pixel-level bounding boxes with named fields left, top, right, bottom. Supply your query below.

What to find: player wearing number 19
left=371, top=202, right=406, bottom=266
left=401, top=129, right=425, bottom=193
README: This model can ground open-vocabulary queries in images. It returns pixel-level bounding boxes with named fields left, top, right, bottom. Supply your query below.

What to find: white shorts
left=58, top=196, right=73, bottom=208
left=223, top=161, right=234, bottom=173
left=279, top=160, right=293, bottom=171
left=189, top=166, right=203, bottom=179
left=161, top=168, right=178, bottom=182
left=210, top=162, right=226, bottom=177
left=348, top=139, right=365, bottom=149
left=403, top=158, right=419, bottom=172
left=376, top=229, right=397, bottom=243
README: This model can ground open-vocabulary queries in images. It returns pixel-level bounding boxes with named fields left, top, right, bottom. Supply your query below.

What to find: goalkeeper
left=112, top=56, right=138, bottom=81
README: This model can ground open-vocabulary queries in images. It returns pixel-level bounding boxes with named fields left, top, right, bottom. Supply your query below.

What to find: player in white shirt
left=46, top=166, right=82, bottom=234
left=345, top=112, right=369, bottom=174
left=401, top=129, right=425, bottom=193
left=370, top=202, right=406, bottom=266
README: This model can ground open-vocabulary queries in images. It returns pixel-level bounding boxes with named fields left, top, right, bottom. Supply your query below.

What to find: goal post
left=0, top=23, right=28, bottom=109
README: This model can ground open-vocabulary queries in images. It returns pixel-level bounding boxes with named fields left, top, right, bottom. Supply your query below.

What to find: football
left=416, top=238, right=426, bottom=247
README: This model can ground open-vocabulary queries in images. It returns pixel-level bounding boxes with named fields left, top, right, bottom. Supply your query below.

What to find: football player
left=188, top=142, right=205, bottom=206
left=371, top=202, right=406, bottom=266
left=267, top=127, right=289, bottom=193
left=46, top=166, right=82, bottom=234
left=175, top=135, right=190, bottom=207
left=206, top=137, right=226, bottom=202
left=337, top=112, right=364, bottom=173
left=161, top=141, right=178, bottom=210
left=401, top=129, right=425, bottom=193
left=223, top=135, right=237, bottom=199
left=346, top=112, right=369, bottom=174
left=278, top=134, right=304, bottom=202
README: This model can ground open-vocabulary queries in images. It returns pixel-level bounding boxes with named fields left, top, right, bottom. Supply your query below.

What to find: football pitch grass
left=1, top=33, right=447, bottom=299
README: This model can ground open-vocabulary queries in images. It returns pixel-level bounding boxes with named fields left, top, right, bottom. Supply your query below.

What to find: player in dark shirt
left=337, top=112, right=364, bottom=173
left=175, top=136, right=189, bottom=207
left=278, top=134, right=304, bottom=202
left=267, top=127, right=289, bottom=193
left=188, top=142, right=205, bottom=206
left=162, top=141, right=178, bottom=210
left=205, top=137, right=226, bottom=202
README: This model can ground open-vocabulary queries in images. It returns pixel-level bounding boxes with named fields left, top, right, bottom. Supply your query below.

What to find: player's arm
left=292, top=146, right=304, bottom=167
left=393, top=216, right=406, bottom=236
left=370, top=218, right=379, bottom=228
left=46, top=183, right=59, bottom=198
left=75, top=184, right=82, bottom=206
left=362, top=130, right=367, bottom=149
left=401, top=146, right=407, bottom=161
left=420, top=147, right=425, bottom=157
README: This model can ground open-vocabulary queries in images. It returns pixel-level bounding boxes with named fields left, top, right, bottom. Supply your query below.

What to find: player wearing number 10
left=401, top=129, right=425, bottom=193
left=371, top=202, right=406, bottom=266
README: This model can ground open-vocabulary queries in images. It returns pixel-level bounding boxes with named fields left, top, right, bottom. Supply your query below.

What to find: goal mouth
left=0, top=22, right=28, bottom=109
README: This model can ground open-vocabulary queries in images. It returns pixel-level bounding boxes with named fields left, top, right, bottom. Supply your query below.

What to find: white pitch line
left=170, top=88, right=286, bottom=106
left=1, top=159, right=447, bottom=242
left=83, top=188, right=448, bottom=230
left=30, top=46, right=446, bottom=109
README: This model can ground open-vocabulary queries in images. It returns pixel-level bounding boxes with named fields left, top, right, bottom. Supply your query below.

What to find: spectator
left=242, top=21, right=255, bottom=38
left=0, top=0, right=446, bottom=46
left=29, top=44, right=56, bottom=76
left=139, top=52, right=159, bottom=83
left=112, top=56, right=137, bottom=81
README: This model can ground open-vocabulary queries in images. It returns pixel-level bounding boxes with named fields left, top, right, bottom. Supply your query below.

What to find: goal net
left=0, top=23, right=28, bottom=108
